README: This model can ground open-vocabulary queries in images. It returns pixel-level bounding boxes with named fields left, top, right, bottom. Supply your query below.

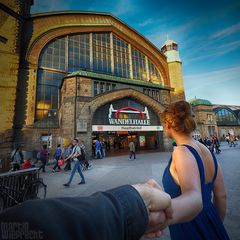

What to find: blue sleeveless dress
left=162, top=144, right=230, bottom=240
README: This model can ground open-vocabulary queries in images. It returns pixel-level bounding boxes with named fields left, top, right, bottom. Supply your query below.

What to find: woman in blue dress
left=160, top=101, right=229, bottom=240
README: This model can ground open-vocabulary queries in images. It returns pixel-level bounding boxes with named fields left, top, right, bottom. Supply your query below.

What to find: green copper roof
left=66, top=70, right=173, bottom=91
left=188, top=98, right=212, bottom=106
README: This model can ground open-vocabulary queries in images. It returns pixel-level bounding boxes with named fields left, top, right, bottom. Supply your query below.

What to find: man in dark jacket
left=0, top=179, right=172, bottom=240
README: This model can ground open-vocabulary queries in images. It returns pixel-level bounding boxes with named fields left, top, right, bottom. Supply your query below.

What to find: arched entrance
left=92, top=97, right=164, bottom=155
left=76, top=88, right=169, bottom=156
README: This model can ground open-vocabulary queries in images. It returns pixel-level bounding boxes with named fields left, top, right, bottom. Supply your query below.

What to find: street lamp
left=47, top=110, right=57, bottom=149
left=47, top=111, right=52, bottom=149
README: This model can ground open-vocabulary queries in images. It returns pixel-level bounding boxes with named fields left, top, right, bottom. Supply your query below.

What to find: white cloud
left=184, top=66, right=240, bottom=105
left=188, top=40, right=240, bottom=62
left=211, top=22, right=240, bottom=39
left=138, top=18, right=154, bottom=27
left=146, top=18, right=200, bottom=48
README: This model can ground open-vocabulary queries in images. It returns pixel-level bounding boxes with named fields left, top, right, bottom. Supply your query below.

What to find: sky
left=31, top=0, right=240, bottom=105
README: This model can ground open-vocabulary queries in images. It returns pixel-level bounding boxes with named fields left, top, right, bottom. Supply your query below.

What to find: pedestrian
left=21, top=158, right=33, bottom=170
left=64, top=143, right=73, bottom=171
left=213, top=136, right=221, bottom=154
left=101, top=141, right=106, bottom=158
left=80, top=140, right=91, bottom=170
left=107, top=141, right=111, bottom=151
left=52, top=144, right=63, bottom=172
left=128, top=141, right=136, bottom=160
left=225, top=134, right=230, bottom=145
left=229, top=134, right=236, bottom=147
left=198, top=138, right=204, bottom=145
left=63, top=139, right=85, bottom=186
left=39, top=145, right=48, bottom=173
left=161, top=100, right=229, bottom=240
left=95, top=139, right=102, bottom=159
left=0, top=179, right=172, bottom=240
left=10, top=146, right=22, bottom=171
left=205, top=137, right=213, bottom=152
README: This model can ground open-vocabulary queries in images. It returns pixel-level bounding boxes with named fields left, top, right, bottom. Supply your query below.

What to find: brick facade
left=60, top=76, right=172, bottom=154
left=0, top=0, right=32, bottom=170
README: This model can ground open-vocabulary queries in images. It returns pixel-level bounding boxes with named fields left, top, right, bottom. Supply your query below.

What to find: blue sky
left=31, top=0, right=240, bottom=105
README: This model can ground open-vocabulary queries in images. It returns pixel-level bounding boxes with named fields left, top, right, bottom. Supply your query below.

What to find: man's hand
left=132, top=179, right=172, bottom=238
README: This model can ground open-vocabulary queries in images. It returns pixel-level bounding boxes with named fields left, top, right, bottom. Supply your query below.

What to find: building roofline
left=28, top=10, right=167, bottom=60
left=60, top=70, right=173, bottom=91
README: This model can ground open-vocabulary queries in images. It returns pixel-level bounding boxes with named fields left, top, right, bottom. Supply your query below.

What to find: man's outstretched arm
left=0, top=183, right=171, bottom=240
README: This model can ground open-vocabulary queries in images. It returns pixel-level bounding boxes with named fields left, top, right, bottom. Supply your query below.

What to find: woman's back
left=163, top=142, right=229, bottom=240
left=186, top=141, right=216, bottom=184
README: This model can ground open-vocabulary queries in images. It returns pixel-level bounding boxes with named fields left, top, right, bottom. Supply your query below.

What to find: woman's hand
left=132, top=179, right=173, bottom=238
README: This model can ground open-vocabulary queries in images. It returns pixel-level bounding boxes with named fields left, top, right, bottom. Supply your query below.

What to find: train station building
left=0, top=0, right=186, bottom=165
left=3, top=1, right=239, bottom=169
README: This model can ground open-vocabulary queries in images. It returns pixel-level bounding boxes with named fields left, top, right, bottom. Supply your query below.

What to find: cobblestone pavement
left=41, top=142, right=240, bottom=240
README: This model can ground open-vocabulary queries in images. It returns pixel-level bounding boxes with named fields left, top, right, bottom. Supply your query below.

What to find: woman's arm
left=213, top=165, right=227, bottom=221
left=168, top=146, right=203, bottom=225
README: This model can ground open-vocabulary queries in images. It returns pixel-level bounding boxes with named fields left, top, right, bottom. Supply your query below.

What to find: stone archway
left=76, top=89, right=171, bottom=154
left=81, top=88, right=166, bottom=120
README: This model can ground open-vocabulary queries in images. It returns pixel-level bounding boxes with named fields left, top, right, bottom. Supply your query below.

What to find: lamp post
left=47, top=111, right=52, bottom=149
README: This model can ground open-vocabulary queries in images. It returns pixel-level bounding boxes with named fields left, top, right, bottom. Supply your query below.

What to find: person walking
left=63, top=139, right=85, bottom=187
left=11, top=146, right=22, bottom=171
left=52, top=144, right=63, bottom=172
left=80, top=140, right=91, bottom=170
left=229, top=134, right=236, bottom=147
left=128, top=141, right=136, bottom=160
left=95, top=139, right=102, bottom=159
left=101, top=141, right=106, bottom=158
left=39, top=145, right=48, bottom=173
left=64, top=143, right=73, bottom=171
left=161, top=100, right=229, bottom=240
left=213, top=136, right=221, bottom=154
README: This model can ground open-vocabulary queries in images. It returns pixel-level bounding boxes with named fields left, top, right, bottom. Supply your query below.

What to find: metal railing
left=0, top=168, right=47, bottom=212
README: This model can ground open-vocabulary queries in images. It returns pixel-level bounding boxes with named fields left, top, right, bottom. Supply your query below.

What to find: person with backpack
left=64, top=143, right=73, bottom=171
left=52, top=144, right=63, bottom=172
left=63, top=139, right=85, bottom=187
left=80, top=140, right=92, bottom=170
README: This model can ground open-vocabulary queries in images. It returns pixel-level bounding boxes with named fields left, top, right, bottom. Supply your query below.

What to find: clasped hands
left=133, top=179, right=173, bottom=238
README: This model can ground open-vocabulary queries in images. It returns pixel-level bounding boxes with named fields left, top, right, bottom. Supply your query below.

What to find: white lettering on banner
left=107, top=104, right=153, bottom=126
left=92, top=125, right=163, bottom=132
left=108, top=118, right=151, bottom=126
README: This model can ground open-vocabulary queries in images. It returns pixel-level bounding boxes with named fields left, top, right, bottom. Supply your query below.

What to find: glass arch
left=215, top=108, right=239, bottom=125
left=35, top=32, right=163, bottom=126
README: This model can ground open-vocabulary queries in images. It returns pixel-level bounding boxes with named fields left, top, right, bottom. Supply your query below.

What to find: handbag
left=57, top=159, right=64, bottom=167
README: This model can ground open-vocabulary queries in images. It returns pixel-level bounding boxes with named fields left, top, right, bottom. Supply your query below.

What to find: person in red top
left=21, top=158, right=32, bottom=170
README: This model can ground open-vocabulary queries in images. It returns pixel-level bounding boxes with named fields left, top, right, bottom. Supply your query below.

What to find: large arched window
left=35, top=32, right=163, bottom=126
left=215, top=108, right=239, bottom=125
